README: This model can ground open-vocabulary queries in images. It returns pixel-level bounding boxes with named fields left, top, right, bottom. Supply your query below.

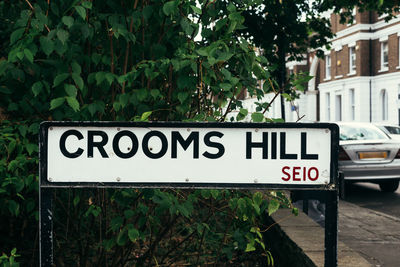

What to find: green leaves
left=10, top=28, right=24, bottom=45
left=177, top=92, right=189, bottom=104
left=66, top=97, right=80, bottom=111
left=180, top=18, right=194, bottom=35
left=74, top=6, right=86, bottom=20
left=82, top=1, right=93, bottom=9
left=71, top=62, right=81, bottom=75
left=251, top=112, right=264, bottom=122
left=62, top=16, right=74, bottom=28
left=56, top=29, right=69, bottom=45
left=50, top=95, right=80, bottom=112
left=64, top=84, right=77, bottom=97
left=245, top=242, right=256, bottom=252
left=32, top=82, right=43, bottom=97
left=50, top=97, right=65, bottom=110
left=53, top=73, right=69, bottom=87
left=40, top=36, right=54, bottom=56
left=0, top=1, right=300, bottom=264
left=268, top=199, right=280, bottom=216
left=128, top=227, right=139, bottom=242
left=236, top=108, right=248, bottom=121
left=71, top=73, right=84, bottom=90
left=23, top=49, right=33, bottom=63
left=163, top=1, right=179, bottom=16
left=140, top=111, right=152, bottom=121
left=190, top=5, right=202, bottom=15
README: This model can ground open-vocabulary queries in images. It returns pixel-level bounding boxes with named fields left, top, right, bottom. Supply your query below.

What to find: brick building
left=238, top=10, right=400, bottom=124
left=318, top=10, right=400, bottom=125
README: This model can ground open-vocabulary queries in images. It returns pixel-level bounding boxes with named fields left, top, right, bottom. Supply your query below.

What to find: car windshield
left=339, top=125, right=388, bottom=141
left=384, top=126, right=400, bottom=135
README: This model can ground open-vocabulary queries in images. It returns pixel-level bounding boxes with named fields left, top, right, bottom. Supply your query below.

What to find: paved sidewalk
left=272, top=206, right=370, bottom=266
left=272, top=200, right=400, bottom=266
left=338, top=201, right=400, bottom=266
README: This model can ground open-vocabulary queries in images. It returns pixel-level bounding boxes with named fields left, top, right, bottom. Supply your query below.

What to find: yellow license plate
left=358, top=151, right=387, bottom=159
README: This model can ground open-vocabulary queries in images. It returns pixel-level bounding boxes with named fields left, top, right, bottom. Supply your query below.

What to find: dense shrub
left=0, top=0, right=298, bottom=265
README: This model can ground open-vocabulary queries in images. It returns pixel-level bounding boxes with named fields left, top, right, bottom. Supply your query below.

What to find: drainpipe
left=369, top=11, right=372, bottom=122
left=369, top=78, right=372, bottom=122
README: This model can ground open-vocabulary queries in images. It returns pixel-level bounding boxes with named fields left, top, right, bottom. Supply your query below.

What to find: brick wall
left=388, top=33, right=399, bottom=71
left=359, top=11, right=371, bottom=24
left=331, top=13, right=350, bottom=33
left=294, top=64, right=308, bottom=74
left=319, top=56, right=326, bottom=81
left=359, top=40, right=371, bottom=76
left=372, top=35, right=400, bottom=76
left=335, top=48, right=345, bottom=77
left=373, top=39, right=383, bottom=75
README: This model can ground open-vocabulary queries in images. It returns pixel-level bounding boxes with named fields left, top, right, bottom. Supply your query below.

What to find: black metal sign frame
left=39, top=121, right=339, bottom=267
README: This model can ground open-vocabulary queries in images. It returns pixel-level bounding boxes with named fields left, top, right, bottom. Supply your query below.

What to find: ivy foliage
left=0, top=0, right=298, bottom=265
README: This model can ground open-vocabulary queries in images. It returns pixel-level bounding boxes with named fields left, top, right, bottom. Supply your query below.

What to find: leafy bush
left=0, top=248, right=20, bottom=267
left=0, top=0, right=297, bottom=265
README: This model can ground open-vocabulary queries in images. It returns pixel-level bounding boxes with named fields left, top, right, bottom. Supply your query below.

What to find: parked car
left=338, top=122, right=400, bottom=192
left=375, top=124, right=400, bottom=141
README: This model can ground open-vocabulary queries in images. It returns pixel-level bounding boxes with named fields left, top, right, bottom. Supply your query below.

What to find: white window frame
left=380, top=40, right=389, bottom=71
left=348, top=46, right=356, bottom=75
left=325, top=55, right=331, bottom=80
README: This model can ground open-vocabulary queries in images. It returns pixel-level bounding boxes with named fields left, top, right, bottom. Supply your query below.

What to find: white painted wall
left=316, top=73, right=400, bottom=125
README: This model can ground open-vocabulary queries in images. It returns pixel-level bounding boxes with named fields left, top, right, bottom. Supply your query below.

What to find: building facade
left=318, top=11, right=400, bottom=125
left=239, top=10, right=400, bottom=125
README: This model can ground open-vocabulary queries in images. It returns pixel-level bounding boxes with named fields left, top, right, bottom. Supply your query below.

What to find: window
left=349, top=89, right=355, bottom=120
left=381, top=41, right=389, bottom=70
left=381, top=89, right=388, bottom=120
left=397, top=84, right=400, bottom=100
left=383, top=126, right=400, bottom=135
left=326, top=93, right=330, bottom=121
left=339, top=125, right=388, bottom=141
left=349, top=46, right=356, bottom=74
left=335, top=95, right=342, bottom=121
left=325, top=55, right=331, bottom=79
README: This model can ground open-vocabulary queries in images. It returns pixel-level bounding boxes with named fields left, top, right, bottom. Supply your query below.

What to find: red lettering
left=281, top=166, right=320, bottom=182
left=281, top=166, right=290, bottom=181
left=293, top=167, right=301, bottom=181
left=308, top=167, right=319, bottom=181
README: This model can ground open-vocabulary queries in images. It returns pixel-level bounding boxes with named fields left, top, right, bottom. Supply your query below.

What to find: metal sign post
left=325, top=190, right=338, bottom=267
left=39, top=121, right=339, bottom=267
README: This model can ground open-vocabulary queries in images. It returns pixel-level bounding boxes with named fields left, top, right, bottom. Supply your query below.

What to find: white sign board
left=40, top=122, right=338, bottom=188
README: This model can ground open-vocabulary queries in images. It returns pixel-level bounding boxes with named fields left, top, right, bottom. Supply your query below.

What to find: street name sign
left=40, top=121, right=339, bottom=189
left=39, top=121, right=340, bottom=267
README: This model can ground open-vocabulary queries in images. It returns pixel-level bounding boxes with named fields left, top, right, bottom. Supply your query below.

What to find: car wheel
left=379, top=180, right=399, bottom=193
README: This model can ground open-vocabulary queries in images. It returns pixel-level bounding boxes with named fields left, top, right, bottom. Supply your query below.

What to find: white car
left=338, top=122, right=400, bottom=192
left=375, top=124, right=400, bottom=141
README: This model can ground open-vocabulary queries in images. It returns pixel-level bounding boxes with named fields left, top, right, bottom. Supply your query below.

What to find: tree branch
left=262, top=78, right=282, bottom=115
left=121, top=0, right=139, bottom=93
left=24, top=0, right=50, bottom=32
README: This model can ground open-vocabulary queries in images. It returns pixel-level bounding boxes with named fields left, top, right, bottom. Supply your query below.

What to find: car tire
left=379, top=180, right=399, bottom=193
